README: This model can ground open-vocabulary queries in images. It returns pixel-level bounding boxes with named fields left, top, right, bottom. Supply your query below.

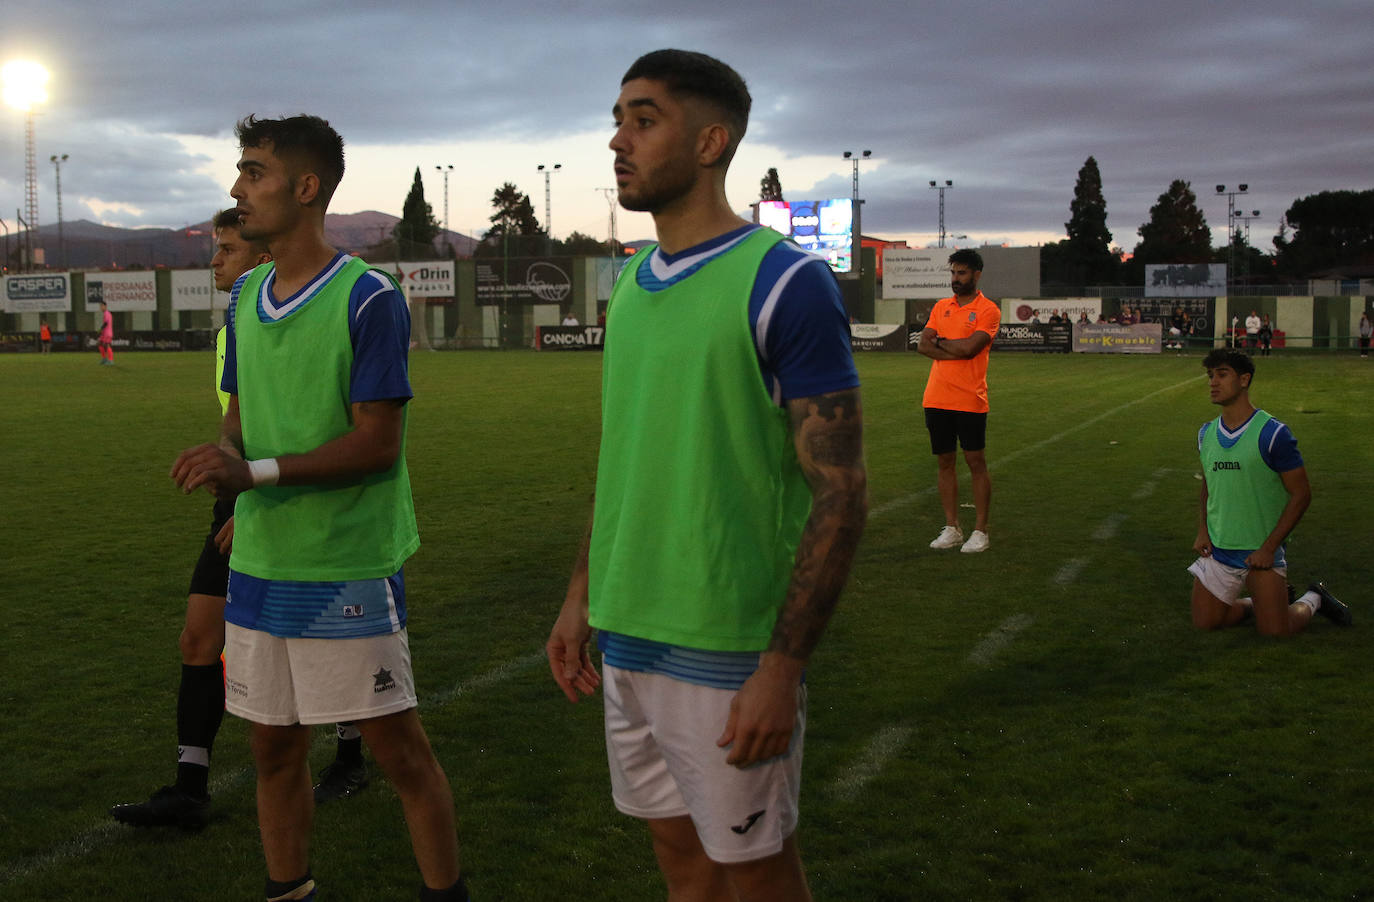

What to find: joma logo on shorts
left=1212, top=461, right=1242, bottom=471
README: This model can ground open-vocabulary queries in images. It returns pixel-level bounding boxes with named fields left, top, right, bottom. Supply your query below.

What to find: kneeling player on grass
left=1189, top=348, right=1351, bottom=635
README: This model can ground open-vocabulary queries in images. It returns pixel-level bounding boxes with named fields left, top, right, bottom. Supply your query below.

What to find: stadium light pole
left=4, top=60, right=49, bottom=271
left=842, top=150, right=872, bottom=280
left=50, top=153, right=68, bottom=269
left=1234, top=208, right=1261, bottom=286
left=538, top=163, right=561, bottom=250
left=929, top=179, right=954, bottom=248
left=434, top=164, right=453, bottom=251
left=597, top=187, right=619, bottom=274
left=1215, top=183, right=1247, bottom=296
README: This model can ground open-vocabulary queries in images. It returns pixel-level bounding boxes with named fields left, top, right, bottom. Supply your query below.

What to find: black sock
left=335, top=723, right=364, bottom=765
left=419, top=875, right=469, bottom=902
left=265, top=872, right=314, bottom=901
left=176, top=663, right=224, bottom=797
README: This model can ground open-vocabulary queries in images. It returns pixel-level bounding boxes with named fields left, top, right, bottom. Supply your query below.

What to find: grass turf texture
left=0, top=349, right=1370, bottom=900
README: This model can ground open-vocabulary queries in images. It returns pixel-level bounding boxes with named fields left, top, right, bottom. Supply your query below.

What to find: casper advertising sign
left=3, top=273, right=72, bottom=313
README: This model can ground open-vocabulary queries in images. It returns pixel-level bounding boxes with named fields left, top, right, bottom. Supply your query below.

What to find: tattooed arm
left=718, top=387, right=868, bottom=766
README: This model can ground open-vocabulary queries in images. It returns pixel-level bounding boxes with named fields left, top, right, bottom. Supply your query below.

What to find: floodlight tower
left=538, top=163, right=561, bottom=240
left=1236, top=209, right=1261, bottom=244
left=842, top=150, right=873, bottom=278
left=597, top=187, right=618, bottom=273
left=51, top=153, right=68, bottom=268
left=928, top=180, right=954, bottom=248
left=1215, top=183, right=1248, bottom=295
left=434, top=163, right=453, bottom=248
left=4, top=60, right=50, bottom=270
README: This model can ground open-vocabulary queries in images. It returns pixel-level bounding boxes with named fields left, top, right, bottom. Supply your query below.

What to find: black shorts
left=924, top=408, right=988, bottom=455
left=187, top=496, right=235, bottom=597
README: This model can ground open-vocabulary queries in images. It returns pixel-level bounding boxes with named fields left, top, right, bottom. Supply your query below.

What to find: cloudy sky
left=2, top=1, right=1370, bottom=253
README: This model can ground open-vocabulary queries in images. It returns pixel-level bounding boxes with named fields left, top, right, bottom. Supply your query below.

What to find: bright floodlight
left=2, top=60, right=49, bottom=111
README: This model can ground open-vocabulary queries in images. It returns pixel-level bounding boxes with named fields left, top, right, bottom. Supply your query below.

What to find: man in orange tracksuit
left=916, top=249, right=1000, bottom=553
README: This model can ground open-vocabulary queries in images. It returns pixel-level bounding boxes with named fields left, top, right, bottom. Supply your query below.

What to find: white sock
left=1295, top=590, right=1321, bottom=615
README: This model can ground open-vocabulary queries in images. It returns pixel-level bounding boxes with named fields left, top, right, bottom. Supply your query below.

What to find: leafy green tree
left=1042, top=157, right=1120, bottom=288
left=393, top=167, right=441, bottom=259
left=1064, top=156, right=1117, bottom=282
left=478, top=183, right=545, bottom=256
left=1212, top=231, right=1273, bottom=285
left=1132, top=179, right=1212, bottom=265
left=759, top=168, right=784, bottom=202
left=557, top=231, right=614, bottom=256
left=1272, top=189, right=1374, bottom=278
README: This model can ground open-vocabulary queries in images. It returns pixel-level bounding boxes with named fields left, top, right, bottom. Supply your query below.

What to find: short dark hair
left=948, top=249, right=983, bottom=271
left=212, top=208, right=271, bottom=254
left=212, top=208, right=243, bottom=231
left=622, top=49, right=751, bottom=167
left=1203, top=347, right=1255, bottom=381
left=235, top=114, right=345, bottom=209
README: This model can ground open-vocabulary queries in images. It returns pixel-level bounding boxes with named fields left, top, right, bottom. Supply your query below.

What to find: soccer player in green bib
left=110, top=209, right=269, bottom=830
left=172, top=116, right=467, bottom=902
left=1189, top=348, right=1351, bottom=635
left=547, top=50, right=868, bottom=901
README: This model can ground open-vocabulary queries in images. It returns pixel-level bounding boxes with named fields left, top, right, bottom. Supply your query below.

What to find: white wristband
left=247, top=457, right=280, bottom=487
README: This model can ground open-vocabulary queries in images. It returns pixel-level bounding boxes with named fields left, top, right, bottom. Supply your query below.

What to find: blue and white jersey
left=221, top=253, right=413, bottom=639
left=1197, top=411, right=1302, bottom=473
left=226, top=569, right=406, bottom=639
left=600, top=224, right=857, bottom=690
left=221, top=253, right=412, bottom=405
left=1198, top=409, right=1303, bottom=568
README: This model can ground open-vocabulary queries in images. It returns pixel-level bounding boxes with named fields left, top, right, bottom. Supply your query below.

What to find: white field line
left=869, top=376, right=1200, bottom=518
left=1054, top=557, right=1090, bottom=585
left=0, top=650, right=546, bottom=887
left=1059, top=467, right=1176, bottom=585
left=844, top=388, right=1196, bottom=802
left=966, top=614, right=1035, bottom=669
left=828, top=724, right=916, bottom=802
left=1091, top=512, right=1129, bottom=541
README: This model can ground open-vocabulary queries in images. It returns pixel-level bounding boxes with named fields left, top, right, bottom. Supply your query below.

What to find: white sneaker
left=960, top=530, right=989, bottom=553
left=929, top=526, right=964, bottom=549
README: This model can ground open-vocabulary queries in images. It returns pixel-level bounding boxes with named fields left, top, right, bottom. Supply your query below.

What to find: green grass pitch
left=0, top=349, right=1370, bottom=900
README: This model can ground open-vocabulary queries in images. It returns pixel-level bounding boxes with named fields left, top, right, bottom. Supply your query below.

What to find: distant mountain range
left=3, top=211, right=479, bottom=270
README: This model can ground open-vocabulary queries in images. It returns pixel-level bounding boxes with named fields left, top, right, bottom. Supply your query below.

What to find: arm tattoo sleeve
left=770, top=387, right=869, bottom=661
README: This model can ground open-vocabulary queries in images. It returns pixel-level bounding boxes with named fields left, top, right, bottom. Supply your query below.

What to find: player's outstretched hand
left=171, top=443, right=251, bottom=498
left=215, top=516, right=235, bottom=555
left=717, top=654, right=802, bottom=768
left=547, top=596, right=601, bottom=703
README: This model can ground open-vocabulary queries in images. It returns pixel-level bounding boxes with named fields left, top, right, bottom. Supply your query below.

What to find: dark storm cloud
left=3, top=0, right=1370, bottom=245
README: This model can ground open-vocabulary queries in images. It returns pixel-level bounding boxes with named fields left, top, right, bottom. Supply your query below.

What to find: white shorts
left=224, top=624, right=417, bottom=726
left=1188, top=556, right=1287, bottom=605
left=602, top=664, right=805, bottom=864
